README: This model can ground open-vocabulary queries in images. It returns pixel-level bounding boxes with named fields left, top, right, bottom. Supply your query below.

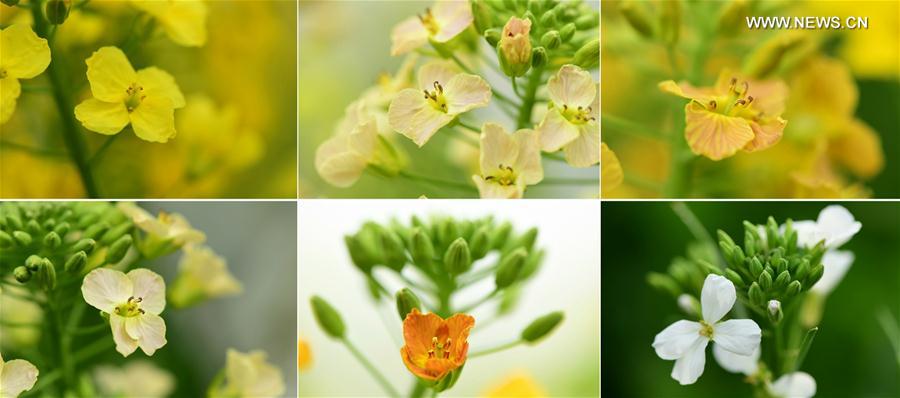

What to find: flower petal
left=713, top=319, right=761, bottom=356
left=652, top=320, right=702, bottom=360
left=770, top=372, right=817, bottom=398
left=444, top=73, right=491, bottom=115
left=670, top=337, right=708, bottom=385
left=159, top=1, right=208, bottom=47
left=513, top=129, right=543, bottom=185
left=0, top=24, right=51, bottom=79
left=388, top=89, right=454, bottom=147
left=390, top=16, right=429, bottom=56
left=74, top=98, right=130, bottom=135
left=127, top=268, right=166, bottom=315
left=816, top=205, right=861, bottom=248
left=444, top=313, right=475, bottom=364
left=0, top=358, right=39, bottom=397
left=137, top=67, right=185, bottom=108
left=480, top=123, right=518, bottom=175
left=658, top=80, right=717, bottom=104
left=713, top=343, right=759, bottom=375
left=110, top=314, right=139, bottom=357
left=85, top=47, right=137, bottom=103
left=684, top=102, right=754, bottom=161
left=130, top=96, right=176, bottom=143
left=1, top=77, right=21, bottom=124
left=701, top=274, right=736, bottom=323
left=601, top=143, right=624, bottom=194
left=812, top=250, right=854, bottom=295
left=417, top=61, right=459, bottom=90
left=563, top=123, right=600, bottom=167
left=548, top=65, right=595, bottom=108
left=432, top=0, right=474, bottom=42
left=82, top=268, right=133, bottom=313
left=125, top=313, right=167, bottom=356
left=744, top=117, right=786, bottom=153
left=791, top=220, right=820, bottom=248
left=537, top=110, right=580, bottom=152
left=473, top=175, right=523, bottom=199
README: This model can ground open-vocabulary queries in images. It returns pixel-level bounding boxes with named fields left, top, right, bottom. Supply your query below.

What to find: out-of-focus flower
left=601, top=143, right=623, bottom=195
left=807, top=1, right=899, bottom=79
left=0, top=24, right=51, bottom=124
left=498, top=17, right=532, bottom=78
left=0, top=286, right=42, bottom=348
left=472, top=123, right=543, bottom=199
left=537, top=65, right=600, bottom=167
left=0, top=352, right=39, bottom=398
left=130, top=0, right=207, bottom=47
left=652, top=274, right=761, bottom=385
left=401, top=308, right=474, bottom=381
left=315, top=100, right=381, bottom=188
left=659, top=71, right=787, bottom=161
left=482, top=371, right=546, bottom=397
left=0, top=151, right=85, bottom=198
left=390, top=0, right=473, bottom=56
left=210, top=349, right=285, bottom=398
left=768, top=372, right=817, bottom=398
left=168, top=245, right=242, bottom=308
left=791, top=205, right=861, bottom=249
left=389, top=61, right=491, bottom=147
left=176, top=94, right=263, bottom=177
left=298, top=336, right=312, bottom=371
left=74, top=47, right=185, bottom=143
left=81, top=268, right=168, bottom=357
left=93, top=360, right=175, bottom=398
left=117, top=202, right=206, bottom=255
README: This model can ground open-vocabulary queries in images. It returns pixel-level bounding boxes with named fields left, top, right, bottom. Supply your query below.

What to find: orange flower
left=400, top=309, right=474, bottom=381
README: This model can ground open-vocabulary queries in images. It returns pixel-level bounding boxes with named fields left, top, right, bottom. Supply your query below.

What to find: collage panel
left=299, top=200, right=600, bottom=396
left=601, top=201, right=900, bottom=397
left=0, top=201, right=298, bottom=396
left=0, top=1, right=298, bottom=199
left=299, top=0, right=600, bottom=199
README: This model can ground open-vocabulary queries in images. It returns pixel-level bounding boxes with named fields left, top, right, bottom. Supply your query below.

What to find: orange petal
left=402, top=309, right=443, bottom=357
left=684, top=102, right=754, bottom=161
left=744, top=117, right=786, bottom=153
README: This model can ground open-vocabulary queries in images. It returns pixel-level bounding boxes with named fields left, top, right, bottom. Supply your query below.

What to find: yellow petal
left=1, top=77, right=21, bottom=124
left=85, top=47, right=137, bottom=103
left=658, top=80, right=717, bottom=104
left=601, top=143, right=624, bottom=194
left=129, top=97, right=176, bottom=143
left=315, top=120, right=377, bottom=188
left=159, top=1, right=207, bottom=47
left=829, top=118, right=884, bottom=179
left=744, top=117, right=786, bottom=153
left=563, top=124, right=601, bottom=167
left=514, top=129, right=543, bottom=185
left=388, top=88, right=454, bottom=147
left=0, top=24, right=51, bottom=79
left=548, top=64, right=595, bottom=108
left=137, top=67, right=185, bottom=108
left=537, top=110, right=580, bottom=152
left=444, top=73, right=492, bottom=114
left=683, top=102, right=753, bottom=161
left=391, top=16, right=429, bottom=56
left=74, top=98, right=130, bottom=135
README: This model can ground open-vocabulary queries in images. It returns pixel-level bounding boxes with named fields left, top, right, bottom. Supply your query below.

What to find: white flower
left=81, top=268, right=168, bottom=357
left=169, top=245, right=243, bottom=308
left=652, top=274, right=762, bottom=385
left=792, top=205, right=861, bottom=249
left=117, top=202, right=206, bottom=247
left=0, top=353, right=38, bottom=398
left=390, top=0, right=473, bottom=56
left=472, top=123, right=543, bottom=199
left=211, top=349, right=285, bottom=398
left=811, top=250, right=854, bottom=296
left=94, top=360, right=175, bottom=398
left=769, top=372, right=817, bottom=398
left=314, top=100, right=379, bottom=188
left=537, top=65, right=600, bottom=167
left=768, top=299, right=782, bottom=316
left=388, top=61, right=491, bottom=147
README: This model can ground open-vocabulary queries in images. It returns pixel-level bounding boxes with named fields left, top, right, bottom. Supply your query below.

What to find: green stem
left=601, top=114, right=665, bottom=140
left=624, top=173, right=663, bottom=192
left=72, top=337, right=114, bottom=363
left=409, top=380, right=428, bottom=398
left=792, top=327, right=818, bottom=372
left=25, top=370, right=62, bottom=395
left=0, top=320, right=42, bottom=328
left=541, top=151, right=566, bottom=162
left=469, top=339, right=523, bottom=358
left=89, top=133, right=122, bottom=165
left=459, top=290, right=498, bottom=313
left=342, top=339, right=400, bottom=397
left=540, top=178, right=599, bottom=186
left=397, top=171, right=477, bottom=194
left=456, top=121, right=481, bottom=134
left=516, top=66, right=545, bottom=129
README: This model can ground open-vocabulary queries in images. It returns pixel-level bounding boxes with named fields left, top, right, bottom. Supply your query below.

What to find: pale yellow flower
left=0, top=352, right=39, bottom=398
left=389, top=61, right=491, bottom=146
left=537, top=65, right=600, bottom=167
left=601, top=143, right=623, bottom=196
left=472, top=123, right=543, bottom=199
left=315, top=100, right=380, bottom=188
left=117, top=202, right=206, bottom=247
left=93, top=360, right=175, bottom=398
left=210, top=349, right=285, bottom=398
left=390, top=0, right=473, bottom=56
left=0, top=24, right=51, bottom=124
left=176, top=94, right=263, bottom=176
left=498, top=17, right=533, bottom=77
left=168, top=245, right=242, bottom=308
left=130, top=0, right=207, bottom=47
left=81, top=268, right=168, bottom=357
left=482, top=371, right=546, bottom=397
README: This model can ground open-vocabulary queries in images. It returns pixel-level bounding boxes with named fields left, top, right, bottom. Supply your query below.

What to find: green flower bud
left=105, top=235, right=133, bottom=264
left=311, top=296, right=345, bottom=339
left=574, top=13, right=599, bottom=30
left=12, top=231, right=32, bottom=246
left=25, top=220, right=41, bottom=235
left=785, top=280, right=802, bottom=298
left=25, top=255, right=43, bottom=272
left=71, top=238, right=96, bottom=254
left=471, top=0, right=493, bottom=34
left=647, top=272, right=681, bottom=297
left=484, top=28, right=502, bottom=47
left=774, top=270, right=791, bottom=291
left=573, top=39, right=599, bottom=69
left=531, top=46, right=548, bottom=68
left=0, top=230, right=12, bottom=247
left=758, top=270, right=773, bottom=290
left=795, top=259, right=811, bottom=281
left=514, top=227, right=539, bottom=252
left=64, top=251, right=88, bottom=273
left=498, top=17, right=533, bottom=77
left=38, top=259, right=57, bottom=290
left=444, top=238, right=472, bottom=275
left=521, top=311, right=564, bottom=343
left=83, top=222, right=110, bottom=240
left=44, top=0, right=71, bottom=25
left=539, top=10, right=557, bottom=27
left=490, top=222, right=512, bottom=250
left=768, top=299, right=783, bottom=323
left=14, top=266, right=31, bottom=283
left=619, top=1, right=654, bottom=38
left=697, top=260, right=720, bottom=276
left=744, top=231, right=757, bottom=256
left=724, top=268, right=745, bottom=287
left=410, top=228, right=436, bottom=269
left=496, top=249, right=527, bottom=289
left=541, top=31, right=561, bottom=49
left=432, top=365, right=464, bottom=393
left=748, top=282, right=765, bottom=306
left=381, top=229, right=407, bottom=272
left=808, top=242, right=826, bottom=268
left=100, top=222, right=132, bottom=245
left=773, top=258, right=788, bottom=275
left=806, top=263, right=825, bottom=287
left=345, top=235, right=374, bottom=273
left=519, top=248, right=545, bottom=280
left=749, top=257, right=764, bottom=278
left=559, top=23, right=576, bottom=42
left=43, top=231, right=62, bottom=249
left=395, top=288, right=422, bottom=321
left=718, top=229, right=736, bottom=247
left=743, top=32, right=806, bottom=78
left=53, top=221, right=70, bottom=237
left=469, top=226, right=490, bottom=260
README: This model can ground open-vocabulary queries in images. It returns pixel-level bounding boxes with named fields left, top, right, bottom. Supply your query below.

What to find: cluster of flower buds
left=1, top=202, right=134, bottom=291
left=475, top=0, right=599, bottom=77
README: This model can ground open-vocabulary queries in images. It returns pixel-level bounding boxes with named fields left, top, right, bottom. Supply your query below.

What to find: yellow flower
left=0, top=353, right=39, bottom=398
left=828, top=118, right=883, bottom=179
left=130, top=0, right=207, bottom=47
left=0, top=150, right=85, bottom=198
left=210, top=349, right=285, bottom=398
left=0, top=24, right=51, bottom=124
left=117, top=202, right=205, bottom=256
left=483, top=371, right=546, bottom=398
left=659, top=70, right=788, bottom=161
left=168, top=245, right=242, bottom=308
left=537, top=65, right=600, bottom=167
left=74, top=46, right=185, bottom=143
left=401, top=309, right=474, bottom=382
left=390, top=0, right=473, bottom=56
left=176, top=95, right=263, bottom=176
left=472, top=123, right=543, bottom=199
left=298, top=336, right=312, bottom=371
left=93, top=360, right=175, bottom=398
left=81, top=268, right=168, bottom=357
left=601, top=143, right=623, bottom=196
left=315, top=100, right=380, bottom=188
left=388, top=61, right=491, bottom=147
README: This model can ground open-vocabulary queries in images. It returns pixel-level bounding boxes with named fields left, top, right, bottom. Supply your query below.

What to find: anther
left=746, top=96, right=754, bottom=105
left=708, top=100, right=717, bottom=110
left=433, top=81, right=443, bottom=93
left=428, top=350, right=435, bottom=358
left=443, top=351, right=450, bottom=359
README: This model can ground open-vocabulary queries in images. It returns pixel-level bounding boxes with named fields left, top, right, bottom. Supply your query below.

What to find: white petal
left=125, top=313, right=168, bottom=356
left=82, top=268, right=133, bottom=313
left=713, top=344, right=759, bottom=375
left=444, top=74, right=491, bottom=115
left=417, top=61, right=459, bottom=91
left=390, top=16, right=429, bottom=56
left=652, top=320, right=703, bottom=360
left=537, top=110, right=580, bottom=152
left=0, top=358, right=39, bottom=397
left=563, top=123, right=600, bottom=167
left=812, top=250, right=854, bottom=295
left=701, top=274, right=736, bottom=323
left=770, top=372, right=817, bottom=398
left=816, top=205, right=861, bottom=248
left=670, top=337, right=709, bottom=385
left=388, top=89, right=454, bottom=147
left=127, top=268, right=166, bottom=315
left=110, top=314, right=139, bottom=357
left=791, top=220, right=820, bottom=248
left=547, top=64, right=596, bottom=108
left=712, top=319, right=761, bottom=356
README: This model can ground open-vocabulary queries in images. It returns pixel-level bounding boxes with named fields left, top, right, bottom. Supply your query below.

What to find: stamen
left=708, top=100, right=717, bottom=110
left=445, top=338, right=452, bottom=348
left=433, top=81, right=443, bottom=94
left=746, top=96, right=754, bottom=105
left=428, top=350, right=435, bottom=358
left=735, top=99, right=747, bottom=107
left=432, top=337, right=438, bottom=348
left=443, top=351, right=450, bottom=359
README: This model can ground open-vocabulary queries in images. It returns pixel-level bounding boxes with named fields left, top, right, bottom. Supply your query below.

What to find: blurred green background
left=601, top=202, right=900, bottom=397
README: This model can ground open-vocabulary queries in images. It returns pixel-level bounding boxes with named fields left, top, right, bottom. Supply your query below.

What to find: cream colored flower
left=0, top=353, right=38, bottom=398
left=537, top=65, right=600, bottom=167
left=169, top=245, right=242, bottom=308
left=130, top=0, right=207, bottom=47
left=81, top=268, right=168, bottom=357
left=390, top=0, right=473, bottom=56
left=315, top=100, right=380, bottom=187
left=94, top=360, right=175, bottom=398
left=472, top=123, right=543, bottom=199
left=210, top=349, right=285, bottom=398
left=389, top=61, right=491, bottom=146
left=117, top=202, right=205, bottom=247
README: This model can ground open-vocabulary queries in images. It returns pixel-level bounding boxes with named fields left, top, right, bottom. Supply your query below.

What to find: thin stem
left=458, top=264, right=499, bottom=286
left=876, top=309, right=900, bottom=367
left=624, top=173, right=663, bottom=192
left=342, top=339, right=400, bottom=397
left=469, top=339, right=523, bottom=358
left=89, top=133, right=122, bottom=165
left=0, top=320, right=42, bottom=328
left=792, top=327, right=818, bottom=372
left=456, top=120, right=481, bottom=134
left=450, top=128, right=479, bottom=147
left=541, top=151, right=566, bottom=162
left=68, top=322, right=107, bottom=336
left=459, top=290, right=498, bottom=313
left=670, top=203, right=715, bottom=254
left=511, top=76, right=523, bottom=98
left=540, top=178, right=599, bottom=186
left=72, top=337, right=114, bottom=363
left=448, top=53, right=474, bottom=74
left=516, top=66, right=545, bottom=129
left=600, top=114, right=664, bottom=140
left=397, top=171, right=477, bottom=194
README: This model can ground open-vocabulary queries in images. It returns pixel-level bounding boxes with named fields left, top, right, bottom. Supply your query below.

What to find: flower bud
left=83, top=222, right=110, bottom=240
left=574, top=13, right=599, bottom=30
left=647, top=272, right=681, bottom=297
left=380, top=229, right=407, bottom=272
left=105, top=235, right=133, bottom=264
left=758, top=270, right=773, bottom=290
left=490, top=221, right=512, bottom=250
left=540, top=31, right=561, bottom=49
left=718, top=229, right=735, bottom=247
left=521, top=311, right=564, bottom=343
left=768, top=299, right=783, bottom=323
left=743, top=32, right=806, bottom=78
left=64, top=251, right=88, bottom=273
left=14, top=266, right=31, bottom=283
left=43, top=231, right=62, bottom=249
left=311, top=296, right=345, bottom=339
left=12, top=231, right=32, bottom=246
left=774, top=270, right=791, bottom=291
left=25, top=220, right=41, bottom=235
left=444, top=238, right=472, bottom=275
left=498, top=17, right=533, bottom=78
left=345, top=235, right=375, bottom=273
left=471, top=0, right=493, bottom=34
left=410, top=228, right=436, bottom=269
left=71, top=238, right=96, bottom=254
left=677, top=294, right=700, bottom=316
left=724, top=268, right=745, bottom=287
left=484, top=28, right=502, bottom=47
left=25, top=255, right=43, bottom=272
left=749, top=257, right=764, bottom=278
left=806, top=263, right=825, bottom=287
left=38, top=259, right=57, bottom=290
left=540, top=10, right=557, bottom=27
left=0, top=230, right=12, bottom=248
left=100, top=222, right=133, bottom=245
left=531, top=46, right=548, bottom=68
left=44, top=0, right=71, bottom=25
left=619, top=1, right=654, bottom=38
left=785, top=280, right=802, bottom=298
left=559, top=23, right=576, bottom=42
left=469, top=226, right=490, bottom=260
left=519, top=248, right=545, bottom=280
left=395, top=288, right=422, bottom=321
left=573, top=39, right=599, bottom=69
left=748, top=282, right=765, bottom=306
left=794, top=259, right=810, bottom=281
left=515, top=227, right=539, bottom=252
left=496, top=249, right=527, bottom=289
left=53, top=221, right=70, bottom=237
